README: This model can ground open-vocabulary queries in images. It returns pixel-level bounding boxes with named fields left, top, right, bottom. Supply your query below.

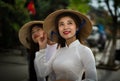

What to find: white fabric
left=46, top=44, right=58, bottom=61
left=34, top=44, right=57, bottom=81
left=34, top=40, right=97, bottom=81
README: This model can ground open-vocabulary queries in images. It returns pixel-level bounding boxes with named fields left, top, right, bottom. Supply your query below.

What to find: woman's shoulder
left=79, top=43, right=91, bottom=51
left=78, top=43, right=93, bottom=56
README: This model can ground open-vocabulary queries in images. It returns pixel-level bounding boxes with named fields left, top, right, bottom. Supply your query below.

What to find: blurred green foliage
left=68, top=0, right=90, bottom=14
left=33, top=0, right=70, bottom=20
left=0, top=0, right=70, bottom=48
left=0, top=0, right=30, bottom=48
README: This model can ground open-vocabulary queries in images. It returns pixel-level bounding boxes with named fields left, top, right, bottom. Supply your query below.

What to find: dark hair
left=26, top=23, right=43, bottom=81
left=54, top=12, right=85, bottom=47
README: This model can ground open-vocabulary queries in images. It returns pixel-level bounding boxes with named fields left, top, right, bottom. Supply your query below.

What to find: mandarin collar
left=65, top=40, right=80, bottom=48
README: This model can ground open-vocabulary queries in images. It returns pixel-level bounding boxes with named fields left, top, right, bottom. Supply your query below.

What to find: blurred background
left=0, top=0, right=120, bottom=81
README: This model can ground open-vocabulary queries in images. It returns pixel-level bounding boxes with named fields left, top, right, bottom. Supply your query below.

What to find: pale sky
left=89, top=0, right=120, bottom=20
left=89, top=0, right=112, bottom=10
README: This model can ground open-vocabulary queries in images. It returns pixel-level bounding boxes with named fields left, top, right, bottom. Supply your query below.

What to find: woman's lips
left=63, top=31, right=70, bottom=35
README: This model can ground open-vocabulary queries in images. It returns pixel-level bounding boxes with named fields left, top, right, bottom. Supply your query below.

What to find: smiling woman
left=18, top=21, right=58, bottom=81
left=35, top=9, right=98, bottom=81
left=18, top=21, right=44, bottom=81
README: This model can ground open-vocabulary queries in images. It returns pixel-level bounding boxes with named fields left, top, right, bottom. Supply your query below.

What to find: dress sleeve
left=81, top=47, right=98, bottom=81
left=34, top=49, right=56, bottom=77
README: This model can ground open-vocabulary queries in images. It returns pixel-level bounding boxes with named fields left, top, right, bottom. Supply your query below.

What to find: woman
left=35, top=9, right=97, bottom=81
left=18, top=21, right=57, bottom=81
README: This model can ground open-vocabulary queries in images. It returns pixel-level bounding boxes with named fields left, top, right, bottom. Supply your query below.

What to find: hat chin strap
left=76, top=19, right=86, bottom=35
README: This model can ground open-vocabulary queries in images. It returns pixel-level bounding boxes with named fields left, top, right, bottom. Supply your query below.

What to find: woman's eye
left=31, top=31, right=35, bottom=34
left=68, top=22, right=72, bottom=25
left=59, top=23, right=64, bottom=26
left=32, top=29, right=40, bottom=34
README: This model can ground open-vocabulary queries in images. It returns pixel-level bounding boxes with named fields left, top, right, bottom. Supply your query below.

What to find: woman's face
left=31, top=26, right=44, bottom=43
left=58, top=16, right=77, bottom=41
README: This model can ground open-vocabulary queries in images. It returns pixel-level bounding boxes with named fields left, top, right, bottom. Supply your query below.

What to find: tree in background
left=0, top=0, right=70, bottom=49
left=0, top=0, right=30, bottom=49
left=90, top=0, right=120, bottom=70
left=97, top=0, right=120, bottom=70
left=24, top=0, right=69, bottom=20
left=68, top=0, right=90, bottom=14
left=104, top=0, right=120, bottom=68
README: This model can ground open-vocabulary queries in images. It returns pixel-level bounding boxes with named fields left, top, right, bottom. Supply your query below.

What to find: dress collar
left=65, top=39, right=80, bottom=48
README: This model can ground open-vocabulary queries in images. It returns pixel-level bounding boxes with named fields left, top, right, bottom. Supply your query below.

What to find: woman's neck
left=66, top=36, right=76, bottom=46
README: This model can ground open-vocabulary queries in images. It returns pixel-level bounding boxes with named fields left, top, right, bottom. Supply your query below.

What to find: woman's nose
left=64, top=24, right=68, bottom=29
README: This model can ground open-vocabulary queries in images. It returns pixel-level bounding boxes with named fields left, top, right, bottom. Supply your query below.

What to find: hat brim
left=43, top=9, right=92, bottom=43
left=19, top=21, right=44, bottom=49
